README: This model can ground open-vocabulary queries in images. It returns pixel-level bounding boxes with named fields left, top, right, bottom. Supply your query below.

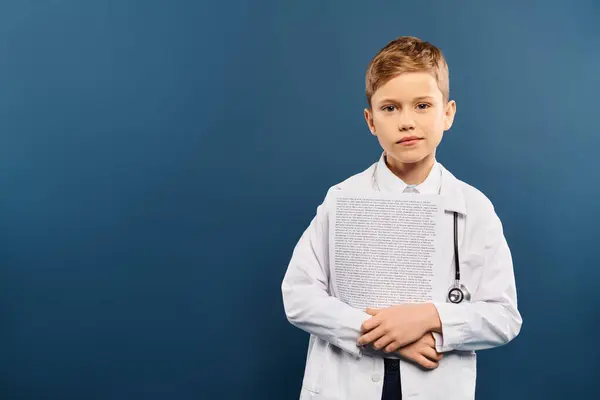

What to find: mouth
left=397, top=136, right=423, bottom=146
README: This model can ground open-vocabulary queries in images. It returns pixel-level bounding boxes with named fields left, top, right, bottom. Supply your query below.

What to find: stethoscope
left=448, top=212, right=471, bottom=303
left=371, top=161, right=471, bottom=304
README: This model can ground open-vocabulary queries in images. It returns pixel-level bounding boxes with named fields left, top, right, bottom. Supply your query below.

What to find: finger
left=373, top=335, right=396, bottom=352
left=389, top=334, right=420, bottom=354
left=360, top=314, right=383, bottom=333
left=416, top=355, right=439, bottom=370
left=422, top=346, right=444, bottom=362
left=384, top=340, right=401, bottom=353
left=423, top=332, right=435, bottom=346
left=366, top=307, right=381, bottom=316
left=357, top=325, right=386, bottom=346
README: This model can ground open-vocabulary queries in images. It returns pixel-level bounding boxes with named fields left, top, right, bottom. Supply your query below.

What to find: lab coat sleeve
left=432, top=208, right=523, bottom=353
left=281, top=189, right=369, bottom=358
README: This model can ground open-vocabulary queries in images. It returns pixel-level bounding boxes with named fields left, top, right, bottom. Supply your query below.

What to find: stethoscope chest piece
left=447, top=282, right=471, bottom=304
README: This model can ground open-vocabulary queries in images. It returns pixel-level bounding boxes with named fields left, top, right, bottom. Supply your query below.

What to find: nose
left=397, top=110, right=415, bottom=131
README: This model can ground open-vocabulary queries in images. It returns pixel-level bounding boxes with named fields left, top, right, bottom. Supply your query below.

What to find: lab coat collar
left=374, top=152, right=467, bottom=216
left=375, top=152, right=441, bottom=195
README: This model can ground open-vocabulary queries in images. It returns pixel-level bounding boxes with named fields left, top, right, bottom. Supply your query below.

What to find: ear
left=364, top=108, right=376, bottom=135
left=443, top=100, right=457, bottom=131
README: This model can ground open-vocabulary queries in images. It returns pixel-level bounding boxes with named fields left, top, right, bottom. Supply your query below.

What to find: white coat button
left=372, top=373, right=381, bottom=382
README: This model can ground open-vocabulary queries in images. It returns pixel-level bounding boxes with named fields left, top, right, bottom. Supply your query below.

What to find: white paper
left=329, top=190, right=444, bottom=310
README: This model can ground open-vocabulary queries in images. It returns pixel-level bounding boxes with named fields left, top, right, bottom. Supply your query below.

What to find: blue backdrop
left=0, top=1, right=598, bottom=399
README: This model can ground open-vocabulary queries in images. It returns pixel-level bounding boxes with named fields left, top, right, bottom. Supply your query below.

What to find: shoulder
left=461, top=181, right=495, bottom=212
left=327, top=162, right=376, bottom=194
left=442, top=166, right=494, bottom=216
left=446, top=167, right=497, bottom=219
left=316, top=162, right=377, bottom=212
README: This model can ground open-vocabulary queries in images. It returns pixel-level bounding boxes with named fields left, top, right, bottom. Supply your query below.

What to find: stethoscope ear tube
left=453, top=212, right=460, bottom=281
left=448, top=212, right=471, bottom=304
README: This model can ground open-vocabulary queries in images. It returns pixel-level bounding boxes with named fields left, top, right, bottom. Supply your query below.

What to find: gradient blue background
left=0, top=1, right=598, bottom=399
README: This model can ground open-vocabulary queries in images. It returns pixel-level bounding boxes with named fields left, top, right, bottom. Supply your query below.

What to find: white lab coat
left=281, top=156, right=522, bottom=400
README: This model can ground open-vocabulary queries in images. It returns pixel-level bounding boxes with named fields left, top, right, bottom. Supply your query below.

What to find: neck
left=385, top=153, right=435, bottom=185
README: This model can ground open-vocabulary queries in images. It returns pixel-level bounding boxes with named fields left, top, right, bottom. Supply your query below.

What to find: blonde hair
left=365, top=36, right=449, bottom=107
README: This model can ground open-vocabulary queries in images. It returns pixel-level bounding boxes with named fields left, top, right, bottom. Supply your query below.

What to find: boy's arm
left=430, top=208, right=523, bottom=353
left=281, top=190, right=368, bottom=358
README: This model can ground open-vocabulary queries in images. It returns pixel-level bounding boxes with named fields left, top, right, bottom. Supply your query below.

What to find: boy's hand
left=357, top=303, right=441, bottom=351
left=396, top=332, right=443, bottom=370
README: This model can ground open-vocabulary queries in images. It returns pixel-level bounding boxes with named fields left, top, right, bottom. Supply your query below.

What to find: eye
left=381, top=105, right=397, bottom=112
left=416, top=103, right=431, bottom=110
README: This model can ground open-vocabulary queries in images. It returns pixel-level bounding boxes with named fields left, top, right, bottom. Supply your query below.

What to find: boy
left=281, top=36, right=522, bottom=400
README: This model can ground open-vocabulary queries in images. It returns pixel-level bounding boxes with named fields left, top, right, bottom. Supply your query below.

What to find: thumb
left=366, top=308, right=381, bottom=316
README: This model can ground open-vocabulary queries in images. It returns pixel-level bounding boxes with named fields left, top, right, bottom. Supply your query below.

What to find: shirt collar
left=375, top=151, right=441, bottom=194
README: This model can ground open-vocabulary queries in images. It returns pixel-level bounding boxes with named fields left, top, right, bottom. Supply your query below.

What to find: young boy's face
left=364, top=72, right=456, bottom=167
